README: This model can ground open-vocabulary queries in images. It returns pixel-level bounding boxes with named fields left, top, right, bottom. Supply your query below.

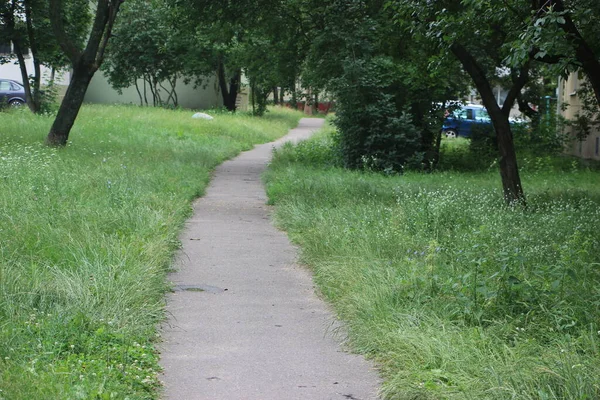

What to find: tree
left=508, top=0, right=600, bottom=136
left=46, top=0, right=123, bottom=146
left=524, top=1, right=600, bottom=108
left=172, top=0, right=306, bottom=112
left=388, top=0, right=539, bottom=205
left=299, top=0, right=466, bottom=171
left=103, top=0, right=187, bottom=107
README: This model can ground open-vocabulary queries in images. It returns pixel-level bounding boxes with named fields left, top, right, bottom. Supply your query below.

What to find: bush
left=333, top=57, right=422, bottom=173
left=468, top=122, right=497, bottom=158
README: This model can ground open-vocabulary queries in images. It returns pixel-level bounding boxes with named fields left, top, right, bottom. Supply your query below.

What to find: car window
left=476, top=108, right=491, bottom=121
left=0, top=81, right=11, bottom=91
left=466, top=109, right=474, bottom=119
left=10, top=82, right=20, bottom=91
left=454, top=109, right=467, bottom=119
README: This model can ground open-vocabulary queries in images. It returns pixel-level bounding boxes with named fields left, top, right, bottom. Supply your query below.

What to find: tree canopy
left=8, top=0, right=600, bottom=202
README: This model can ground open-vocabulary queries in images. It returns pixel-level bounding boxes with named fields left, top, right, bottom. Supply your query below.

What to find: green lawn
left=0, top=105, right=302, bottom=399
left=265, top=128, right=600, bottom=399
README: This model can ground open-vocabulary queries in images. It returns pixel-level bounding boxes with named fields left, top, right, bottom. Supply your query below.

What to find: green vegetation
left=0, top=104, right=302, bottom=399
left=265, top=127, right=600, bottom=399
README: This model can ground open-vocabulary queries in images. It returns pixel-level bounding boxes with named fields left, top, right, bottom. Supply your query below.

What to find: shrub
left=333, top=57, right=422, bottom=173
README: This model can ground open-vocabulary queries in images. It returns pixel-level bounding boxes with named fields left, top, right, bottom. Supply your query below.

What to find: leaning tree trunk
left=46, top=64, right=95, bottom=146
left=47, top=0, right=123, bottom=145
left=451, top=43, right=526, bottom=205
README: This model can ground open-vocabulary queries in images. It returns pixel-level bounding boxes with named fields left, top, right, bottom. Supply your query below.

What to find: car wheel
left=9, top=99, right=24, bottom=107
left=445, top=129, right=458, bottom=139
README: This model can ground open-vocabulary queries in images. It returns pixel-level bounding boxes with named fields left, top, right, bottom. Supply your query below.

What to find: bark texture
left=451, top=43, right=526, bottom=205
left=217, top=60, right=241, bottom=112
left=46, top=0, right=123, bottom=146
left=46, top=64, right=95, bottom=145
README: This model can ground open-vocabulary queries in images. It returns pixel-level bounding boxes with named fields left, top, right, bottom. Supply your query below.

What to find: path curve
left=160, top=118, right=380, bottom=400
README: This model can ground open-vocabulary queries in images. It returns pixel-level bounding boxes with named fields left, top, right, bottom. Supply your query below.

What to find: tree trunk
left=134, top=80, right=143, bottom=106
left=13, top=42, right=40, bottom=113
left=23, top=0, right=41, bottom=113
left=451, top=43, right=526, bottom=205
left=226, top=69, right=241, bottom=112
left=291, top=88, right=297, bottom=109
left=304, top=88, right=313, bottom=115
left=217, top=60, right=241, bottom=112
left=272, top=86, right=279, bottom=105
left=493, top=117, right=524, bottom=202
left=46, top=64, right=95, bottom=146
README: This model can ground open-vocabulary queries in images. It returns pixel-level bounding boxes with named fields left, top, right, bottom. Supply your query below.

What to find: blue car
left=0, top=79, right=26, bottom=106
left=442, top=104, right=491, bottom=138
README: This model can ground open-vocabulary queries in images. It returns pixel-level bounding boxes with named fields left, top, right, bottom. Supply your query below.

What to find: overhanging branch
left=49, top=0, right=82, bottom=65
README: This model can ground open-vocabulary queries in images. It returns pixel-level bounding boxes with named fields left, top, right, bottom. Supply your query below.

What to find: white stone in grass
left=192, top=112, right=214, bottom=120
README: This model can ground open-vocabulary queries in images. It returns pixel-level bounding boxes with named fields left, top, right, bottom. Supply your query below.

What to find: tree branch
left=503, top=62, right=530, bottom=115
left=82, top=0, right=110, bottom=66
left=450, top=43, right=499, bottom=112
left=49, top=0, right=82, bottom=65
left=95, top=0, right=124, bottom=66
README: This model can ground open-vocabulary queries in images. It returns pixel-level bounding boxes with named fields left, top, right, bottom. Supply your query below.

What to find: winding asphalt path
left=160, top=118, right=380, bottom=400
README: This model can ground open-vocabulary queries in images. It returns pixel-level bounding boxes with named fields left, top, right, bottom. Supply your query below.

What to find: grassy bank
left=265, top=128, right=600, bottom=399
left=0, top=105, right=302, bottom=399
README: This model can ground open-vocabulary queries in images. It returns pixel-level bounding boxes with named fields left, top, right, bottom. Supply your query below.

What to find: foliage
left=164, top=0, right=307, bottom=112
left=509, top=0, right=600, bottom=108
left=273, top=122, right=342, bottom=169
left=266, top=129, right=600, bottom=399
left=0, top=105, right=303, bottom=398
left=333, top=57, right=422, bottom=172
left=299, top=0, right=466, bottom=173
left=103, top=0, right=186, bottom=107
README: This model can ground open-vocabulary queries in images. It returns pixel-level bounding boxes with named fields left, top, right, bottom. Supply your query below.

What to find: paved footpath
left=160, top=118, right=380, bottom=400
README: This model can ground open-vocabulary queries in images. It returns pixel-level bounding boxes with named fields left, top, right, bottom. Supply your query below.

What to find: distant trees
left=166, top=0, right=306, bottom=114
left=4, top=0, right=600, bottom=206
left=103, top=0, right=187, bottom=107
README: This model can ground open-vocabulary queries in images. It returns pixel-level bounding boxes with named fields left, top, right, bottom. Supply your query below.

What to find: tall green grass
left=0, top=105, right=302, bottom=399
left=265, top=130, right=600, bottom=399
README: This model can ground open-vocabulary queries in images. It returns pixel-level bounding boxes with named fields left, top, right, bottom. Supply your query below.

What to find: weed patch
left=265, top=128, right=600, bottom=399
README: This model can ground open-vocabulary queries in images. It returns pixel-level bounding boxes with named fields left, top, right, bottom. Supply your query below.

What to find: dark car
left=0, top=79, right=26, bottom=106
left=442, top=104, right=491, bottom=138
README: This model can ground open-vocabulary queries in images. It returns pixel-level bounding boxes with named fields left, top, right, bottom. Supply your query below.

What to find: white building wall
left=84, top=72, right=223, bottom=110
left=0, top=58, right=71, bottom=86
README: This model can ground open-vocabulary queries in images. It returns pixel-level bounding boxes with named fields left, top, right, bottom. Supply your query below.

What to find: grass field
left=0, top=105, right=302, bottom=399
left=265, top=125, right=600, bottom=399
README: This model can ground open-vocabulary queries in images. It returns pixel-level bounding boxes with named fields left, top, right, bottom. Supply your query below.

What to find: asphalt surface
left=159, top=118, right=380, bottom=400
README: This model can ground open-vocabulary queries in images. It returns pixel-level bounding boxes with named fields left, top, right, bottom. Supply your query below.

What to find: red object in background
left=285, top=101, right=334, bottom=114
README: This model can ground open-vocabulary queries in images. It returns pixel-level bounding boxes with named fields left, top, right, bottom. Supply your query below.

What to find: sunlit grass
left=265, top=127, right=600, bottom=399
left=0, top=104, right=302, bottom=399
